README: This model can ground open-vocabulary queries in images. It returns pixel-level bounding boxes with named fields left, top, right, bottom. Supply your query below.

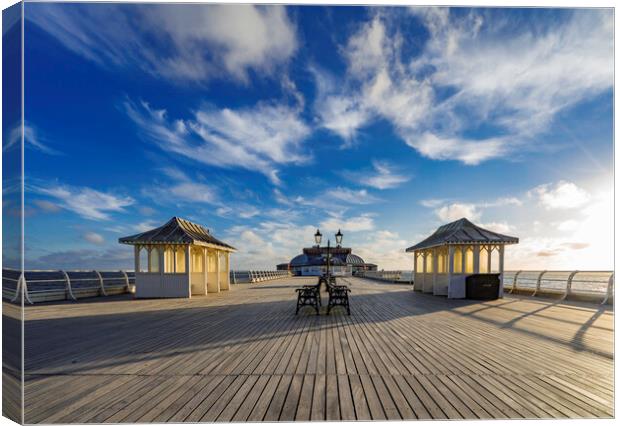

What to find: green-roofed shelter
left=119, top=217, right=236, bottom=298
left=405, top=218, right=518, bottom=298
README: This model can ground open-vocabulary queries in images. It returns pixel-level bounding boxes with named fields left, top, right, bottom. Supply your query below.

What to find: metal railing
left=503, top=270, right=613, bottom=304
left=231, top=270, right=292, bottom=284
left=356, top=269, right=613, bottom=304
left=357, top=270, right=413, bottom=283
left=2, top=268, right=135, bottom=304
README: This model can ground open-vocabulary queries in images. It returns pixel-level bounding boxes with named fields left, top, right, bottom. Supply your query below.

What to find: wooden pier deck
left=22, top=277, right=613, bottom=422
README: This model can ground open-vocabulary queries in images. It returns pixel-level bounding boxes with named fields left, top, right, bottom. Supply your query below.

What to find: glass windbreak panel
left=139, top=248, right=148, bottom=272
left=192, top=248, right=203, bottom=273
left=176, top=247, right=186, bottom=273
left=425, top=253, right=433, bottom=273
left=479, top=247, right=489, bottom=273
left=416, top=254, right=423, bottom=272
left=221, top=252, right=228, bottom=270
left=490, top=247, right=500, bottom=272
left=149, top=248, right=160, bottom=273
left=164, top=247, right=175, bottom=273
left=453, top=248, right=463, bottom=273
left=437, top=253, right=446, bottom=273
left=465, top=247, right=474, bottom=273
left=207, top=250, right=216, bottom=272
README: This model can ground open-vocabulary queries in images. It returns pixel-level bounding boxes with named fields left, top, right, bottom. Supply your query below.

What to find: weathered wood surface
left=23, top=277, right=613, bottom=422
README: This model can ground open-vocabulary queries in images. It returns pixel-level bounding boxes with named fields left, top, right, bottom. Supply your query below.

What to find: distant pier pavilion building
left=277, top=246, right=377, bottom=276
left=119, top=217, right=235, bottom=298
left=406, top=218, right=518, bottom=299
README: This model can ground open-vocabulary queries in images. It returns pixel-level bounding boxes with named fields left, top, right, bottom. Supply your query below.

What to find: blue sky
left=7, top=4, right=613, bottom=270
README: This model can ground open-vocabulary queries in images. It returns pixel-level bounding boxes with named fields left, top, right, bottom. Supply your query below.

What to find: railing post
left=602, top=272, right=614, bottom=305
left=10, top=273, right=22, bottom=303
left=121, top=270, right=130, bottom=293
left=22, top=274, right=33, bottom=305
left=62, top=270, right=77, bottom=301
left=562, top=270, right=579, bottom=300
left=94, top=270, right=107, bottom=296
left=532, top=270, right=547, bottom=296
left=511, top=270, right=522, bottom=294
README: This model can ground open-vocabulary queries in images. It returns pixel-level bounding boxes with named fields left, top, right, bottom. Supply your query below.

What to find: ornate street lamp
left=313, top=229, right=345, bottom=278
left=335, top=229, right=343, bottom=246
left=314, top=229, right=322, bottom=246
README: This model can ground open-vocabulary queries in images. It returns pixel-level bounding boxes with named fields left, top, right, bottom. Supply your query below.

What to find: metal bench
left=295, top=280, right=321, bottom=315
left=325, top=276, right=351, bottom=315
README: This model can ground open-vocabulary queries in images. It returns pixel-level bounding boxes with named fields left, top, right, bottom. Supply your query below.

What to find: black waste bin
left=466, top=274, right=500, bottom=300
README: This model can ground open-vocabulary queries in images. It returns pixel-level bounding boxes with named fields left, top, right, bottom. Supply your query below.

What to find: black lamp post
left=313, top=229, right=344, bottom=278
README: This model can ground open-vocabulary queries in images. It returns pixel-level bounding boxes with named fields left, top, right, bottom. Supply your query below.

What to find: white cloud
left=33, top=199, right=62, bottom=213
left=315, top=10, right=612, bottom=165
left=354, top=229, right=411, bottom=270
left=424, top=9, right=613, bottom=137
left=319, top=213, right=375, bottom=233
left=34, top=184, right=134, bottom=220
left=28, top=4, right=297, bottom=84
left=419, top=198, right=445, bottom=208
left=83, top=232, right=105, bottom=245
left=529, top=180, right=590, bottom=210
left=323, top=187, right=380, bottom=205
left=478, top=222, right=514, bottom=234
left=124, top=98, right=310, bottom=185
left=4, top=122, right=60, bottom=155
left=405, top=133, right=509, bottom=166
left=345, top=160, right=410, bottom=190
left=435, top=202, right=480, bottom=222
left=133, top=220, right=159, bottom=232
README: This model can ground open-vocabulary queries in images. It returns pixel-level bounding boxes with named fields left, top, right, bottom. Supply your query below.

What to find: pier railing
left=359, top=269, right=613, bottom=304
left=503, top=270, right=613, bottom=304
left=357, top=270, right=413, bottom=283
left=2, top=268, right=135, bottom=304
left=231, top=270, right=291, bottom=284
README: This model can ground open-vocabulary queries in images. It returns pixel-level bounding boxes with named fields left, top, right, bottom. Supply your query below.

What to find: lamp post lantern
left=314, top=229, right=322, bottom=246
left=335, top=229, right=343, bottom=246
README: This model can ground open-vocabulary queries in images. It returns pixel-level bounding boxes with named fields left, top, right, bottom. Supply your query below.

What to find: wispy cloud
left=83, top=232, right=105, bottom=245
left=323, top=187, right=380, bottom=205
left=145, top=167, right=218, bottom=205
left=4, top=122, right=61, bottom=155
left=33, top=183, right=134, bottom=220
left=319, top=212, right=375, bottom=233
left=343, top=160, right=410, bottom=190
left=28, top=4, right=297, bottom=84
left=314, top=9, right=612, bottom=165
left=123, top=97, right=310, bottom=185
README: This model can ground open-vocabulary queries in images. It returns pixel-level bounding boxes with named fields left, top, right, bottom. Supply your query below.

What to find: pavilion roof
left=119, top=217, right=235, bottom=251
left=405, top=218, right=518, bottom=252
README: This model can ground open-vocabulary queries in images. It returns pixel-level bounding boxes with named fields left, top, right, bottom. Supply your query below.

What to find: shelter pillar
left=422, top=251, right=428, bottom=293
left=185, top=245, right=191, bottom=297
left=159, top=247, right=164, bottom=278
left=134, top=245, right=140, bottom=273
left=473, top=245, right=480, bottom=274
left=432, top=248, right=438, bottom=292
left=499, top=245, right=505, bottom=297
left=203, top=247, right=208, bottom=295
left=487, top=245, right=492, bottom=273
left=216, top=250, right=221, bottom=291
left=448, top=245, right=454, bottom=286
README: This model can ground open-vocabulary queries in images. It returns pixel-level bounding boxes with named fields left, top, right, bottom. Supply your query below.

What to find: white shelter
left=119, top=217, right=235, bottom=298
left=406, top=218, right=518, bottom=299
